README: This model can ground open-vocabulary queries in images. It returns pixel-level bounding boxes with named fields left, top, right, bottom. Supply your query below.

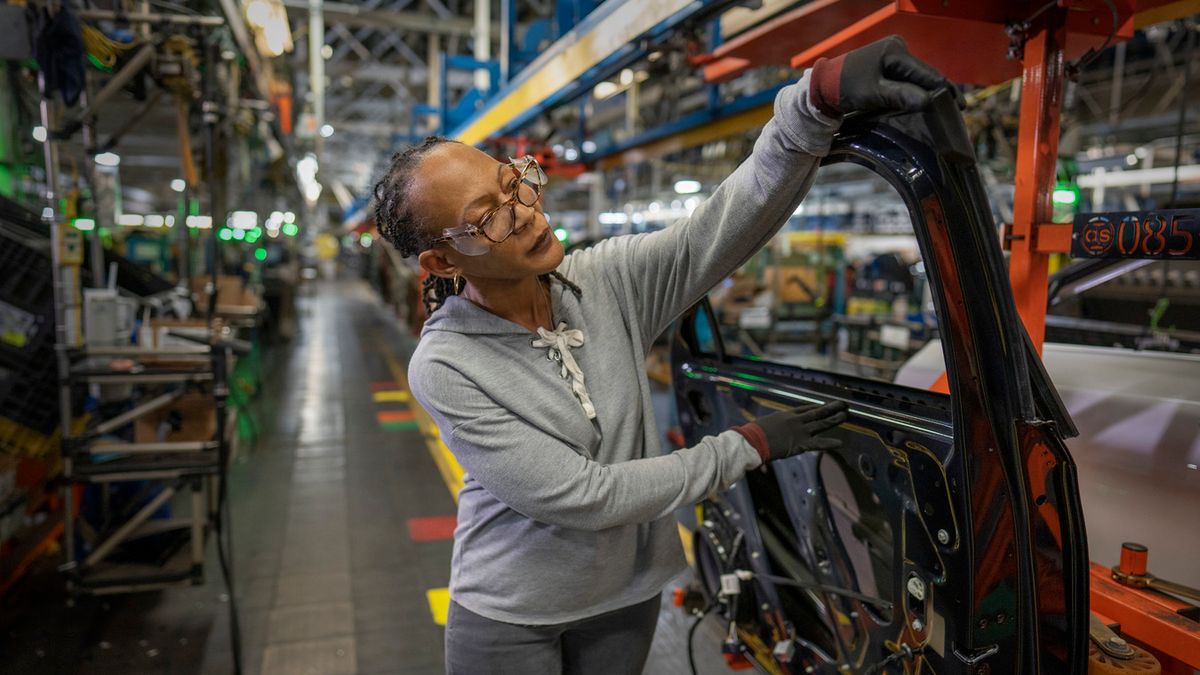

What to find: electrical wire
left=862, top=644, right=924, bottom=675
left=1069, top=0, right=1119, bottom=76
left=753, top=572, right=894, bottom=611
left=213, top=447, right=244, bottom=675
left=80, top=23, right=140, bottom=68
left=1167, top=21, right=1194, bottom=208
left=687, top=604, right=716, bottom=675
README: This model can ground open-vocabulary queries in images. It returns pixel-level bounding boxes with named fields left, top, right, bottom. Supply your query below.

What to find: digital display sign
left=1072, top=209, right=1200, bottom=260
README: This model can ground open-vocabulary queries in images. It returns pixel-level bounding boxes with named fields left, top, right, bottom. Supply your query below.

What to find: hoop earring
left=453, top=273, right=462, bottom=293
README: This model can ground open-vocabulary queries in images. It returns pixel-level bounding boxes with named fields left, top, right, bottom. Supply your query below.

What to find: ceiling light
left=186, top=215, right=213, bottom=229
left=32, top=126, right=47, bottom=142
left=118, top=214, right=144, bottom=226
left=245, top=0, right=271, bottom=27
left=598, top=212, right=628, bottom=225
left=564, top=148, right=579, bottom=161
left=171, top=178, right=186, bottom=192
left=321, top=44, right=333, bottom=59
left=593, top=81, right=619, bottom=100
left=144, top=214, right=165, bottom=228
left=74, top=218, right=96, bottom=231
left=674, top=180, right=701, bottom=194
left=165, top=215, right=175, bottom=227
left=95, top=152, right=120, bottom=167
left=320, top=124, right=334, bottom=138
left=581, top=140, right=596, bottom=154
left=283, top=211, right=296, bottom=223
left=229, top=211, right=258, bottom=230
left=619, top=69, right=634, bottom=86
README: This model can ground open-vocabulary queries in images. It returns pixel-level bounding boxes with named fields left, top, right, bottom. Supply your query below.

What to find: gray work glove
left=733, top=401, right=848, bottom=463
left=809, top=35, right=951, bottom=117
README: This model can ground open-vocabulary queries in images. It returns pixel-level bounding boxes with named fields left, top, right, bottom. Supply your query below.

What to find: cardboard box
left=134, top=393, right=217, bottom=444
left=191, top=276, right=259, bottom=311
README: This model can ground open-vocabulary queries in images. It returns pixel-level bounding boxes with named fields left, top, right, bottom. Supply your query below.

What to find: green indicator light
left=282, top=223, right=299, bottom=237
left=218, top=228, right=233, bottom=241
left=554, top=227, right=568, bottom=242
left=254, top=247, right=267, bottom=261
left=1052, top=188, right=1078, bottom=205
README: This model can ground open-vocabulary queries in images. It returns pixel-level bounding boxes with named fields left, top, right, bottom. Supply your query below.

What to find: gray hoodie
left=407, top=70, right=840, bottom=626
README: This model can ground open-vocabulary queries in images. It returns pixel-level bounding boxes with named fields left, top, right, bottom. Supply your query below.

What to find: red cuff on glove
left=810, top=55, right=845, bottom=119
left=732, top=423, right=770, bottom=465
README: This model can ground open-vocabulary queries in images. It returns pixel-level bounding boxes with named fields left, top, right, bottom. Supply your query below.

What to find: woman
left=374, top=36, right=947, bottom=674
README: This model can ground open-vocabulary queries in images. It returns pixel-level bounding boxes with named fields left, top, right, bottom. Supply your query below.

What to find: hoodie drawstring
left=531, top=322, right=597, bottom=420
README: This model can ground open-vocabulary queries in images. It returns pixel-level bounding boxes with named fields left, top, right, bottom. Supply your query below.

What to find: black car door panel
left=672, top=91, right=1087, bottom=674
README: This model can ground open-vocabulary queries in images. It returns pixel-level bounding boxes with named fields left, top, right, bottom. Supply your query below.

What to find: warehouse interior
left=1, top=1, right=1199, bottom=674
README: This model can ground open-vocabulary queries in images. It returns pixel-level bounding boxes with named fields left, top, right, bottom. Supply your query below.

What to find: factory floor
left=0, top=279, right=730, bottom=675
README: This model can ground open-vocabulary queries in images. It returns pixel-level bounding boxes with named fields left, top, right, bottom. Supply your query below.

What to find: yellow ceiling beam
left=454, top=0, right=694, bottom=146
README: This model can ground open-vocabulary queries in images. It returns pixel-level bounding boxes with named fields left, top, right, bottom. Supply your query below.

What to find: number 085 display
left=1072, top=209, right=1199, bottom=260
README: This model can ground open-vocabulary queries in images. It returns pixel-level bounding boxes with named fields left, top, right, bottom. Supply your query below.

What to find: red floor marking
left=377, top=410, right=415, bottom=423
left=371, top=381, right=401, bottom=391
left=407, top=515, right=458, bottom=542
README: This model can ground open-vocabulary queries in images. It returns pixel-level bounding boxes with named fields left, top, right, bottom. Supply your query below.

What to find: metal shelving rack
left=57, top=341, right=232, bottom=595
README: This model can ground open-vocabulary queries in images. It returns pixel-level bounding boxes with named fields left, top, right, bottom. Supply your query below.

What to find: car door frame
left=672, top=90, right=1089, bottom=674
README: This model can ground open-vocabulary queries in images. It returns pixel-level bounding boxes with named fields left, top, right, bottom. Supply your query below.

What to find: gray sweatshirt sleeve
left=412, top=359, right=762, bottom=532
left=568, top=70, right=840, bottom=344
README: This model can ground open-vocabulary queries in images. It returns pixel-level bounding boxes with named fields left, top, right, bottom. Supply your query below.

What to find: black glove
left=733, top=401, right=848, bottom=463
left=809, top=35, right=950, bottom=118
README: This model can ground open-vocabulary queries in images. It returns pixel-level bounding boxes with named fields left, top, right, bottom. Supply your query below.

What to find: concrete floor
left=0, top=279, right=732, bottom=675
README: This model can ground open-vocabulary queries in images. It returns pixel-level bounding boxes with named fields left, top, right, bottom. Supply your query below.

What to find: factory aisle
left=202, top=280, right=455, bottom=675
left=0, top=278, right=729, bottom=675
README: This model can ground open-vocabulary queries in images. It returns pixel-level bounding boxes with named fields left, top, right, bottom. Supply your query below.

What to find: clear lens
left=450, top=234, right=490, bottom=256
left=516, top=180, right=539, bottom=207
left=480, top=206, right=515, bottom=242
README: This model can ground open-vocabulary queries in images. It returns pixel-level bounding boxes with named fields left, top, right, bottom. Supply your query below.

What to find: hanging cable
left=1068, top=0, right=1119, bottom=77
left=1167, top=20, right=1194, bottom=208
left=687, top=603, right=716, bottom=675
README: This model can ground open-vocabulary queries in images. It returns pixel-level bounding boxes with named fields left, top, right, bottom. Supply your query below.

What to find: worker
left=373, top=36, right=948, bottom=675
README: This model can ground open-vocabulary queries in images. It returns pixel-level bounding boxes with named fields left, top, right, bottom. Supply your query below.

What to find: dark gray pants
left=444, top=593, right=661, bottom=675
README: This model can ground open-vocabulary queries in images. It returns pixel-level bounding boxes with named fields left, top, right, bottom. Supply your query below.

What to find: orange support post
left=1008, top=9, right=1069, bottom=355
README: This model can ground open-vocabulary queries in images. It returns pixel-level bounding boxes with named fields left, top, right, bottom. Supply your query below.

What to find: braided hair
left=373, top=136, right=582, bottom=316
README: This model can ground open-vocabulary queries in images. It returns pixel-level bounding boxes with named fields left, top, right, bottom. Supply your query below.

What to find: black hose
left=687, top=604, right=715, bottom=675
left=214, top=453, right=243, bottom=675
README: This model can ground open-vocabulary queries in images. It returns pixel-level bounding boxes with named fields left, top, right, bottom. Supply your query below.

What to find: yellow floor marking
left=373, top=390, right=411, bottom=403
left=426, top=587, right=451, bottom=626
left=383, top=351, right=465, bottom=502
left=678, top=523, right=695, bottom=567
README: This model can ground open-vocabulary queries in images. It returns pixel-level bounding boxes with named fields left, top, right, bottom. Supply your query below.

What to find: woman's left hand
left=809, top=35, right=953, bottom=117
